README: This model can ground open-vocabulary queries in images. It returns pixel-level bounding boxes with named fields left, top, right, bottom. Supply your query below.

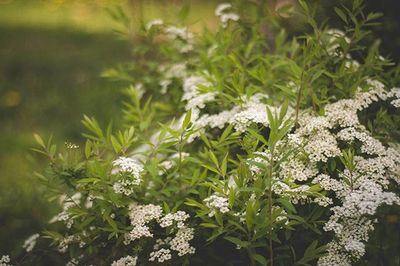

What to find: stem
left=294, top=70, right=305, bottom=127
left=268, top=146, right=275, bottom=266
left=178, top=131, right=185, bottom=179
left=247, top=248, right=256, bottom=266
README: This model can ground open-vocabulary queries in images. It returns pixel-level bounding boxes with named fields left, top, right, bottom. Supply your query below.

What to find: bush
left=4, top=1, right=400, bottom=265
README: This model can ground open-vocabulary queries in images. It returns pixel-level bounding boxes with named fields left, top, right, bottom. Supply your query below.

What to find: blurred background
left=0, top=0, right=399, bottom=261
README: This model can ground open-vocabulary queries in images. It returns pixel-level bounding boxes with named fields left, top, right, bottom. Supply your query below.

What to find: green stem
left=294, top=70, right=305, bottom=127
left=268, top=147, right=275, bottom=266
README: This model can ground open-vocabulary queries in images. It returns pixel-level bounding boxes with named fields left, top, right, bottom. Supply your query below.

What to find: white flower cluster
left=146, top=19, right=163, bottom=31
left=158, top=63, right=188, bottom=94
left=112, top=157, right=144, bottom=196
left=111, top=255, right=138, bottom=266
left=124, top=204, right=163, bottom=243
left=164, top=26, right=195, bottom=53
left=285, top=79, right=400, bottom=264
left=325, top=29, right=349, bottom=56
left=324, top=29, right=360, bottom=70
left=204, top=193, right=230, bottom=217
left=149, top=248, right=172, bottom=263
left=22, top=233, right=39, bottom=252
left=146, top=17, right=195, bottom=53
left=248, top=141, right=331, bottom=206
left=123, top=203, right=195, bottom=262
left=49, top=192, right=90, bottom=229
left=58, top=235, right=79, bottom=253
left=388, top=87, right=400, bottom=107
left=66, top=257, right=81, bottom=266
left=280, top=158, right=318, bottom=182
left=188, top=92, right=279, bottom=139
left=0, top=255, right=11, bottom=266
left=319, top=182, right=399, bottom=265
left=149, top=228, right=196, bottom=262
left=182, top=75, right=215, bottom=111
left=159, top=211, right=190, bottom=228
left=215, top=3, right=240, bottom=28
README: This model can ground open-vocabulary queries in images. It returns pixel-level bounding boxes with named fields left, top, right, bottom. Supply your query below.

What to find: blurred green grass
left=0, top=0, right=130, bottom=256
left=0, top=0, right=217, bottom=256
left=0, top=25, right=132, bottom=255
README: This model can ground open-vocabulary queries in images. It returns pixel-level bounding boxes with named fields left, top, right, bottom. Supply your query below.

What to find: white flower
left=111, top=255, right=138, bottom=266
left=22, top=233, right=40, bottom=252
left=388, top=87, right=400, bottom=107
left=0, top=255, right=12, bottom=266
left=57, top=235, right=78, bottom=253
left=169, top=227, right=196, bottom=256
left=112, top=157, right=144, bottom=195
left=123, top=203, right=195, bottom=258
left=219, top=13, right=240, bottom=28
left=215, top=3, right=240, bottom=28
left=280, top=159, right=318, bottom=182
left=204, top=193, right=230, bottom=217
left=304, top=130, right=341, bottom=162
left=149, top=248, right=172, bottom=263
left=215, top=3, right=232, bottom=16
left=159, top=211, right=190, bottom=228
left=159, top=79, right=171, bottom=94
left=49, top=192, right=82, bottom=228
left=146, top=19, right=163, bottom=30
left=112, top=157, right=144, bottom=180
left=129, top=203, right=163, bottom=226
left=164, top=26, right=194, bottom=42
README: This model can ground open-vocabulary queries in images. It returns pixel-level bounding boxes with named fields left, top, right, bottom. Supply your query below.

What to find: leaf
left=334, top=7, right=348, bottom=23
left=34, top=134, right=46, bottom=149
left=221, top=153, right=228, bottom=177
left=276, top=198, right=297, bottom=214
left=183, top=109, right=192, bottom=129
left=253, top=254, right=268, bottom=266
left=209, top=151, right=219, bottom=169
left=224, top=236, right=250, bottom=248
left=85, top=140, right=92, bottom=158
left=200, top=223, right=219, bottom=228
left=298, top=0, right=309, bottom=13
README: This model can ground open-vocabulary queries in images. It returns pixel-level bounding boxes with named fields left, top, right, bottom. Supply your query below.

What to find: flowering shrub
left=5, top=1, right=400, bottom=265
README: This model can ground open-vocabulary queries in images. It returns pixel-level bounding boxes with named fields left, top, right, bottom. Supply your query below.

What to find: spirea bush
left=6, top=1, right=400, bottom=265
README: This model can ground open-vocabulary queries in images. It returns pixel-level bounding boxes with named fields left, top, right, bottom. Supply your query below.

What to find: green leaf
left=200, top=223, right=219, bottom=228
left=34, top=134, right=46, bottom=149
left=221, top=153, right=228, bottom=177
left=334, top=7, right=348, bottom=23
left=253, top=254, right=268, bottom=266
left=183, top=109, right=192, bottom=129
left=224, top=236, right=250, bottom=248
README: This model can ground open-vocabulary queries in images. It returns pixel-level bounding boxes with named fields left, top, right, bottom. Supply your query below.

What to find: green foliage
left=10, top=0, right=400, bottom=265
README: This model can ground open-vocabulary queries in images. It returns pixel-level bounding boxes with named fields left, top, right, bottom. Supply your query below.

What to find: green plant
left=5, top=1, right=400, bottom=265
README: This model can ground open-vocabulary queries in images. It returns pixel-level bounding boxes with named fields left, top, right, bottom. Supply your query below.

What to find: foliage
left=6, top=1, right=400, bottom=265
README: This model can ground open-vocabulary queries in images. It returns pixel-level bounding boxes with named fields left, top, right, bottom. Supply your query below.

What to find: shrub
left=6, top=1, right=400, bottom=265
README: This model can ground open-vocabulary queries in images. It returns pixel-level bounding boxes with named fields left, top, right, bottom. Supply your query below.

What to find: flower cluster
left=112, top=157, right=144, bottom=195
left=58, top=235, right=79, bottom=253
left=22, top=233, right=40, bottom=252
left=0, top=255, right=11, bottom=266
left=49, top=192, right=91, bottom=229
left=215, top=3, right=240, bottom=28
left=284, top=79, right=400, bottom=264
left=204, top=193, right=230, bottom=217
left=123, top=203, right=195, bottom=263
left=388, top=87, right=400, bottom=107
left=111, top=255, right=138, bottom=266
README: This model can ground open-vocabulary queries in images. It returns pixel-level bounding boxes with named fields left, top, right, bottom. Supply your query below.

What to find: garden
left=0, top=0, right=399, bottom=265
